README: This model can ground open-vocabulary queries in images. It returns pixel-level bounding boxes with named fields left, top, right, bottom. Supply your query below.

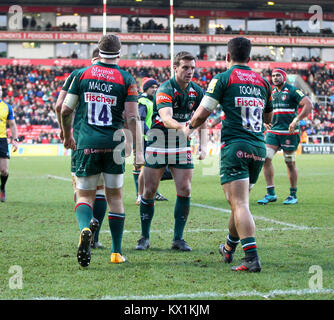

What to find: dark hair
left=227, top=37, right=251, bottom=63
left=98, top=34, right=121, bottom=55
left=92, top=47, right=99, bottom=59
left=174, top=51, right=196, bottom=67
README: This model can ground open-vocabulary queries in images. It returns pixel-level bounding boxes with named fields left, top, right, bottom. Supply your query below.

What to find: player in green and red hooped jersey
left=257, top=68, right=313, bottom=205
left=61, top=34, right=144, bottom=266
left=136, top=51, right=207, bottom=252
left=184, top=37, right=274, bottom=272
left=54, top=48, right=107, bottom=249
left=134, top=77, right=169, bottom=205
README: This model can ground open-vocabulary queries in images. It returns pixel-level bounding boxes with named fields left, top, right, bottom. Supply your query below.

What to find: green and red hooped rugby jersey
left=146, top=77, right=204, bottom=157
left=68, top=61, right=138, bottom=150
left=205, top=65, right=273, bottom=147
left=268, top=82, right=305, bottom=136
left=62, top=68, right=86, bottom=143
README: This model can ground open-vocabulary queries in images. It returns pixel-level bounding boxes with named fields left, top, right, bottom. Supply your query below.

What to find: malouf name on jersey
left=235, top=97, right=265, bottom=108
left=88, top=81, right=113, bottom=93
left=84, top=92, right=117, bottom=106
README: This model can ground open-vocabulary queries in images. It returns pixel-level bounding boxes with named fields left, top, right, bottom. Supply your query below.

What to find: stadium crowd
left=126, top=17, right=200, bottom=34
left=1, top=63, right=333, bottom=144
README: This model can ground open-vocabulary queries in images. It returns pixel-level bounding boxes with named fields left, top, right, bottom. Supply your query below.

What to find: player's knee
left=107, top=187, right=122, bottom=200
left=177, top=184, right=191, bottom=197
left=0, top=168, right=8, bottom=176
left=225, top=193, right=231, bottom=205
left=143, top=186, right=157, bottom=199
left=284, top=152, right=296, bottom=164
left=265, top=147, right=275, bottom=160
left=234, top=204, right=252, bottom=222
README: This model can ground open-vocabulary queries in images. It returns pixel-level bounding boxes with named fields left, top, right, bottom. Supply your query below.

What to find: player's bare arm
left=8, top=119, right=18, bottom=152
left=198, top=120, right=208, bottom=160
left=124, top=101, right=144, bottom=166
left=208, top=116, right=221, bottom=129
left=158, top=107, right=184, bottom=130
left=288, top=96, right=313, bottom=134
left=191, top=105, right=212, bottom=129
left=54, top=89, right=67, bottom=141
left=264, top=111, right=273, bottom=130
left=122, top=113, right=133, bottom=158
left=61, top=93, right=78, bottom=150
left=184, top=95, right=218, bottom=137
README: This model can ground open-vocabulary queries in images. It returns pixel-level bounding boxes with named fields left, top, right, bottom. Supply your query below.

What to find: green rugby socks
left=133, top=169, right=140, bottom=195
left=139, top=198, right=155, bottom=239
left=267, top=186, right=276, bottom=196
left=290, top=187, right=297, bottom=198
left=75, top=202, right=93, bottom=231
left=226, top=234, right=240, bottom=252
left=241, top=237, right=258, bottom=260
left=108, top=212, right=125, bottom=254
left=173, top=195, right=190, bottom=241
left=93, top=194, right=107, bottom=242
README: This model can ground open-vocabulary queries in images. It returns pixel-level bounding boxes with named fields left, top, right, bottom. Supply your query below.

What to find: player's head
left=272, top=68, right=287, bottom=87
left=91, top=47, right=100, bottom=64
left=173, top=51, right=196, bottom=86
left=98, top=34, right=121, bottom=60
left=226, top=37, right=251, bottom=67
left=142, top=77, right=159, bottom=96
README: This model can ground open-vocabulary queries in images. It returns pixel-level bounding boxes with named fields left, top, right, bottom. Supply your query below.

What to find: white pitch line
left=101, top=288, right=334, bottom=300
left=192, top=203, right=231, bottom=213
left=192, top=202, right=308, bottom=230
left=100, top=226, right=331, bottom=234
left=47, top=175, right=310, bottom=231
left=47, top=174, right=72, bottom=182
left=31, top=288, right=334, bottom=300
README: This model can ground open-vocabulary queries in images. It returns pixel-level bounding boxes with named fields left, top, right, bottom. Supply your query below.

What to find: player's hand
left=125, top=141, right=132, bottom=158
left=264, top=123, right=272, bottom=131
left=134, top=151, right=145, bottom=168
left=11, top=140, right=18, bottom=152
left=198, top=146, right=207, bottom=160
left=289, top=118, right=299, bottom=134
left=134, top=163, right=144, bottom=171
left=182, top=121, right=194, bottom=138
left=64, top=136, right=76, bottom=150
left=59, top=129, right=64, bottom=142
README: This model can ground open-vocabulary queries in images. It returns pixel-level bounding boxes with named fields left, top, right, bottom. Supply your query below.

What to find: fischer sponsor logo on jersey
left=84, top=92, right=117, bottom=106
left=235, top=97, right=265, bottom=108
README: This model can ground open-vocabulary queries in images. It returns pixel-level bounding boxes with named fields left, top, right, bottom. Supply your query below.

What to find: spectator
left=127, top=17, right=134, bottom=33
left=276, top=22, right=282, bottom=34
left=30, top=17, right=37, bottom=29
